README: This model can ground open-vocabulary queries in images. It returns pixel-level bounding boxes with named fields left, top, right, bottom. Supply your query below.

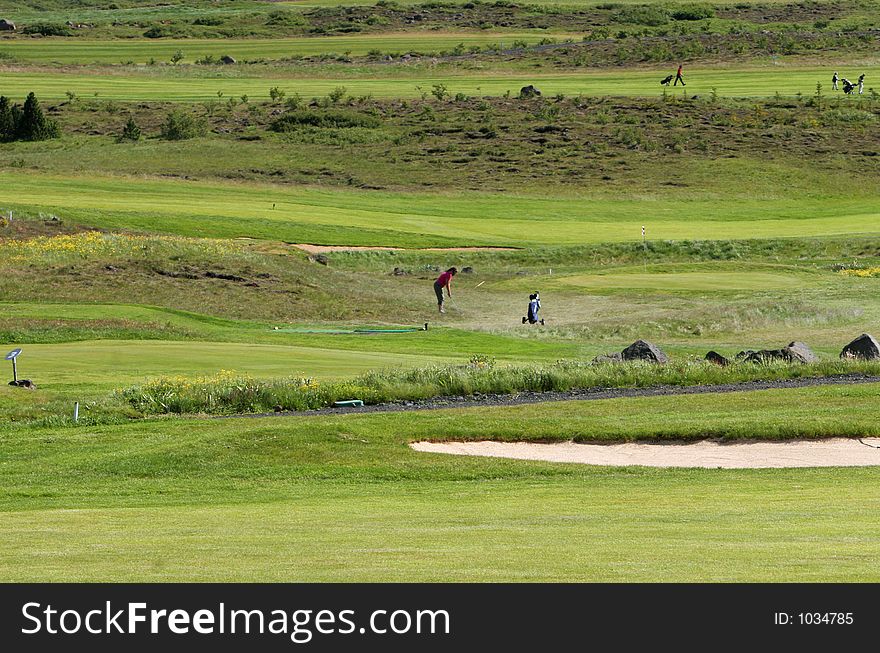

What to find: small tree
left=16, top=92, right=60, bottom=141
left=170, top=49, right=184, bottom=65
left=118, top=115, right=141, bottom=142
left=0, top=96, right=14, bottom=141
left=269, top=86, right=286, bottom=103
left=160, top=109, right=207, bottom=140
left=431, top=83, right=449, bottom=101
left=328, top=86, right=347, bottom=104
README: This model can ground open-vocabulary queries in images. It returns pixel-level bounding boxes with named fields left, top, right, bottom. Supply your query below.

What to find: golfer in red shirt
left=433, top=267, right=457, bottom=313
left=674, top=64, right=685, bottom=86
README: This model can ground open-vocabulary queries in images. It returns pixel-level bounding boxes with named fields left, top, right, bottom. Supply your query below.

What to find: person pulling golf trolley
left=433, top=267, right=457, bottom=314
left=522, top=292, right=544, bottom=325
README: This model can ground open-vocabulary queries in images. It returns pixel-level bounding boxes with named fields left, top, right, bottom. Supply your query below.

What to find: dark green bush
left=160, top=109, right=208, bottom=140
left=670, top=4, right=715, bottom=21
left=612, top=6, right=669, bottom=26
left=22, top=23, right=73, bottom=36
left=271, top=110, right=381, bottom=131
left=117, top=115, right=141, bottom=142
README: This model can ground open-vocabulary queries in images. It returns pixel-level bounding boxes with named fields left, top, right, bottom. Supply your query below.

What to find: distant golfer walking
left=433, top=267, right=457, bottom=314
left=858, top=73, right=865, bottom=95
left=832, top=71, right=839, bottom=91
left=674, top=64, right=685, bottom=86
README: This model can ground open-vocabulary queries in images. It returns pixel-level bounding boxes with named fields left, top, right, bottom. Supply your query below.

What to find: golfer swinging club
left=433, top=267, right=457, bottom=314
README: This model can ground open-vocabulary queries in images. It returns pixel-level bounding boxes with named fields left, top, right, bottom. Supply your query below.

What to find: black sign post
left=5, top=348, right=22, bottom=383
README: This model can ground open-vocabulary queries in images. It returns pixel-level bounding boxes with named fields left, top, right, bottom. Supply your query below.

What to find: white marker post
left=642, top=225, right=647, bottom=272
left=74, top=402, right=80, bottom=423
left=5, top=348, right=22, bottom=383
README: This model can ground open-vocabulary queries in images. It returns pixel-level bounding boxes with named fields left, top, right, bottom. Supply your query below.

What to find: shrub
left=192, top=17, right=224, bottom=26
left=612, top=6, right=669, bottom=26
left=328, top=86, right=347, bottom=104
left=670, top=4, right=714, bottom=21
left=143, top=26, right=171, bottom=38
left=271, top=110, right=381, bottom=131
left=269, top=86, right=286, bottom=103
left=266, top=10, right=306, bottom=26
left=160, top=109, right=208, bottom=140
left=431, top=83, right=449, bottom=100
left=117, top=115, right=141, bottom=142
left=821, top=109, right=877, bottom=127
left=22, top=23, right=73, bottom=36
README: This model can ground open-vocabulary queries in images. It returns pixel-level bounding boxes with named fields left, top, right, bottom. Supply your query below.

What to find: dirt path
left=222, top=373, right=880, bottom=419
left=411, top=438, right=880, bottom=469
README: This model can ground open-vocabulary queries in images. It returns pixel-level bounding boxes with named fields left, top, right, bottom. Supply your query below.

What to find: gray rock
left=0, top=19, right=15, bottom=31
left=312, top=254, right=329, bottom=266
left=519, top=85, right=542, bottom=98
left=461, top=266, right=474, bottom=274
left=591, top=352, right=623, bottom=364
left=621, top=339, right=668, bottom=363
left=784, top=341, right=819, bottom=363
left=220, top=55, right=236, bottom=64
left=705, top=351, right=730, bottom=366
left=841, top=333, right=880, bottom=360
left=737, top=341, right=818, bottom=364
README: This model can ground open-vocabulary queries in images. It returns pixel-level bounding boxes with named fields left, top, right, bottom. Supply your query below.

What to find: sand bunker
left=410, top=438, right=880, bottom=469
left=292, top=244, right=518, bottom=253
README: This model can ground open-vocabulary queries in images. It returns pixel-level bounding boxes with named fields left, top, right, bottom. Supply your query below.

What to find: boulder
left=621, top=339, right=668, bottom=364
left=519, top=84, right=542, bottom=98
left=461, top=266, right=474, bottom=274
left=784, top=341, right=819, bottom=363
left=705, top=351, right=730, bottom=366
left=9, top=379, right=35, bottom=389
left=0, top=19, right=15, bottom=31
left=737, top=341, right=818, bottom=364
left=220, top=55, right=236, bottom=65
left=841, top=333, right=880, bottom=360
left=312, top=254, right=329, bottom=266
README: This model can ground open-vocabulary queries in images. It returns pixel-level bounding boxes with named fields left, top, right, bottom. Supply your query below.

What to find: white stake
left=73, top=402, right=79, bottom=423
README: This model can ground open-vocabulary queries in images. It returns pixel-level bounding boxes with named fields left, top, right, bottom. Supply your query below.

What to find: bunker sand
left=411, top=438, right=880, bottom=469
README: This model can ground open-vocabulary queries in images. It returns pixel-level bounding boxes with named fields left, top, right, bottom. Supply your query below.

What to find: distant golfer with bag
left=522, top=292, right=544, bottom=325
left=433, top=267, right=457, bottom=313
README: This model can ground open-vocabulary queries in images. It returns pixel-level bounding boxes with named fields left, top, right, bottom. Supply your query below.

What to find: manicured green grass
left=9, top=339, right=449, bottom=391
left=0, top=33, right=581, bottom=64
left=4, top=171, right=880, bottom=248
left=1, top=63, right=875, bottom=101
left=2, top=384, right=880, bottom=581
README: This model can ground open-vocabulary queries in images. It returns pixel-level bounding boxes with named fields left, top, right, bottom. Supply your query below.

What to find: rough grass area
left=9, top=93, right=877, bottom=195
left=119, top=357, right=880, bottom=416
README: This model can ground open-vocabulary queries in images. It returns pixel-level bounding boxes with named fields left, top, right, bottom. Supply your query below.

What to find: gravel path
left=221, top=373, right=880, bottom=420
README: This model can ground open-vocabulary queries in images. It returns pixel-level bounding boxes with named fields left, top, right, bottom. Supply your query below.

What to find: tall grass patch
left=120, top=357, right=880, bottom=416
